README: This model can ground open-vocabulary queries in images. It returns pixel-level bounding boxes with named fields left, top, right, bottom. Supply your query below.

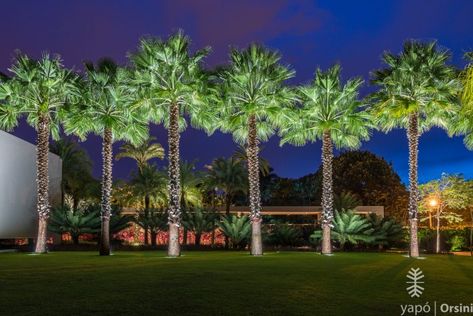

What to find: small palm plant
left=116, top=136, right=165, bottom=172
left=370, top=41, right=461, bottom=257
left=135, top=209, right=167, bottom=246
left=130, top=31, right=216, bottom=257
left=367, top=214, right=404, bottom=249
left=64, top=58, right=148, bottom=255
left=182, top=208, right=218, bottom=246
left=0, top=53, right=79, bottom=253
left=280, top=65, right=371, bottom=255
left=218, top=44, right=295, bottom=255
left=48, top=206, right=100, bottom=245
left=218, top=215, right=252, bottom=249
left=311, top=210, right=377, bottom=250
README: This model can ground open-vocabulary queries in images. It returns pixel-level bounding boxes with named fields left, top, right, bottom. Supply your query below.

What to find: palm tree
left=0, top=53, right=78, bottom=253
left=218, top=44, right=295, bottom=255
left=130, top=164, right=168, bottom=244
left=116, top=136, right=165, bottom=171
left=130, top=31, right=215, bottom=257
left=205, top=157, right=247, bottom=248
left=64, top=58, right=148, bottom=256
left=370, top=41, right=461, bottom=257
left=50, top=137, right=93, bottom=208
left=232, top=144, right=271, bottom=177
left=280, top=65, right=370, bottom=255
left=182, top=207, right=217, bottom=246
left=452, top=51, right=473, bottom=256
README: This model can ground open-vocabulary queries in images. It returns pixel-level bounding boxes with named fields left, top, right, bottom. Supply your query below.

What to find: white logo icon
left=406, top=267, right=425, bottom=298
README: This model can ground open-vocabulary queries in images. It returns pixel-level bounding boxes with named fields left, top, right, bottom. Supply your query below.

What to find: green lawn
left=0, top=251, right=472, bottom=316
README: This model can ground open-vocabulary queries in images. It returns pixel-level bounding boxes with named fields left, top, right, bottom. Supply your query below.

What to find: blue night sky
left=1, top=0, right=472, bottom=184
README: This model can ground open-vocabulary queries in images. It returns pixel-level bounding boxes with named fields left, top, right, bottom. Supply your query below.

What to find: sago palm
left=116, top=136, right=165, bottom=171
left=370, top=41, right=461, bottom=257
left=130, top=31, right=216, bottom=257
left=205, top=157, right=247, bottom=248
left=64, top=58, right=148, bottom=255
left=280, top=64, right=371, bottom=255
left=0, top=53, right=79, bottom=253
left=218, top=44, right=295, bottom=255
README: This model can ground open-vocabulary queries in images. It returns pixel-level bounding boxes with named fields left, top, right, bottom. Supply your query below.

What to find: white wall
left=0, top=130, right=62, bottom=238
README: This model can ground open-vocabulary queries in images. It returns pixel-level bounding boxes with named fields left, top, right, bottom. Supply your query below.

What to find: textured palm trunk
left=321, top=131, right=333, bottom=255
left=247, top=115, right=263, bottom=256
left=167, top=102, right=181, bottom=257
left=144, top=195, right=150, bottom=245
left=195, top=233, right=202, bottom=246
left=99, top=128, right=113, bottom=256
left=435, top=209, right=441, bottom=254
left=407, top=113, right=420, bottom=258
left=151, top=231, right=157, bottom=246
left=224, top=194, right=232, bottom=249
left=34, top=115, right=50, bottom=254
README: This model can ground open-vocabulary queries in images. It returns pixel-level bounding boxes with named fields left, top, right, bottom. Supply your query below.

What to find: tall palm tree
left=130, top=31, right=215, bottom=257
left=205, top=157, right=247, bottom=248
left=130, top=164, right=168, bottom=244
left=218, top=44, right=295, bottom=255
left=50, top=137, right=93, bottom=208
left=280, top=64, right=371, bottom=255
left=64, top=58, right=148, bottom=256
left=370, top=41, right=461, bottom=257
left=453, top=52, right=473, bottom=256
left=0, top=53, right=78, bottom=253
left=116, top=136, right=165, bottom=171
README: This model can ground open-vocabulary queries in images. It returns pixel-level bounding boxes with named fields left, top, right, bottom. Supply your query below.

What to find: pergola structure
left=215, top=205, right=384, bottom=223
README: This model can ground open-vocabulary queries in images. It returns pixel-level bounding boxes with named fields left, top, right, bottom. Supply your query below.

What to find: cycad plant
left=64, top=58, right=148, bottom=255
left=370, top=41, right=461, bottom=257
left=218, top=44, right=295, bottom=255
left=311, top=210, right=377, bottom=250
left=280, top=65, right=371, bottom=255
left=218, top=215, right=252, bottom=249
left=182, top=208, right=218, bottom=246
left=48, top=206, right=100, bottom=244
left=0, top=53, right=79, bottom=253
left=130, top=31, right=216, bottom=257
left=135, top=209, right=167, bottom=246
left=367, top=214, right=404, bottom=249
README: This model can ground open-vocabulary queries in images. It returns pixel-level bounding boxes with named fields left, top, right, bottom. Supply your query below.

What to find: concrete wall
left=0, top=130, right=62, bottom=238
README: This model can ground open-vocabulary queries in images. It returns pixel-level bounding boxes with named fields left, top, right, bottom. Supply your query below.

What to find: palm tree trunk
left=470, top=209, right=473, bottom=257
left=144, top=195, right=150, bottom=245
left=247, top=115, right=263, bottom=256
left=224, top=194, right=231, bottom=249
left=407, top=113, right=420, bottom=258
left=151, top=231, right=157, bottom=246
left=436, top=211, right=441, bottom=254
left=321, top=131, right=333, bottom=255
left=34, top=115, right=50, bottom=254
left=99, top=128, right=113, bottom=256
left=167, top=102, right=181, bottom=257
left=195, top=233, right=202, bottom=247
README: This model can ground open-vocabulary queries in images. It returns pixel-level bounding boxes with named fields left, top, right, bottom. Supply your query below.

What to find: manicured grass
left=0, top=251, right=472, bottom=315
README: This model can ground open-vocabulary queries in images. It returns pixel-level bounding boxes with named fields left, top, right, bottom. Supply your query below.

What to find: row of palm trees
left=0, top=31, right=472, bottom=258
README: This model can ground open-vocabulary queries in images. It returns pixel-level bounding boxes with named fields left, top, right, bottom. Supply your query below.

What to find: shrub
left=218, top=215, right=251, bottom=249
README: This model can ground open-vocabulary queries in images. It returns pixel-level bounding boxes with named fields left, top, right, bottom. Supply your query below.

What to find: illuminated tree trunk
left=35, top=115, right=50, bottom=254
left=407, top=113, right=420, bottom=258
left=167, top=102, right=181, bottom=257
left=224, top=194, right=232, bottom=249
left=99, top=127, right=113, bottom=256
left=321, top=131, right=333, bottom=255
left=470, top=210, right=473, bottom=257
left=144, top=195, right=150, bottom=245
left=247, top=115, right=263, bottom=256
left=436, top=210, right=441, bottom=254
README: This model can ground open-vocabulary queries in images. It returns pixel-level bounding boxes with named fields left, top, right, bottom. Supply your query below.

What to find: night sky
left=1, top=0, right=473, bottom=184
